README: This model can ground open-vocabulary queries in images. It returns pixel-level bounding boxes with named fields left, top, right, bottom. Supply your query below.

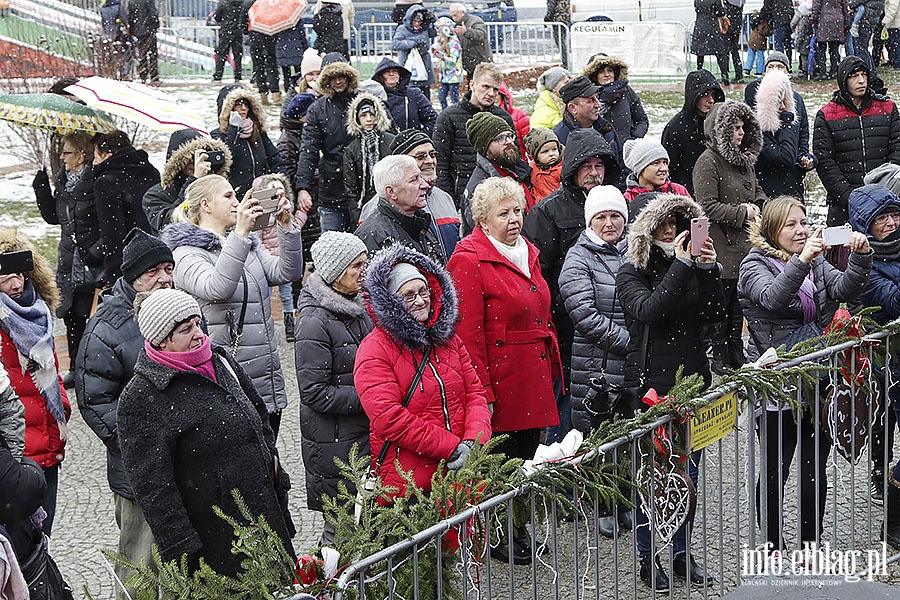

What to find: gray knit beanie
left=538, top=66, right=569, bottom=92
left=387, top=262, right=426, bottom=295
left=622, top=138, right=669, bottom=180
left=765, top=51, right=791, bottom=72
left=134, top=288, right=201, bottom=346
left=310, top=231, right=368, bottom=284
left=466, top=111, right=512, bottom=157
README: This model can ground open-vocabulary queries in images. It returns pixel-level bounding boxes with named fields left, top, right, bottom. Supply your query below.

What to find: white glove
left=447, top=440, right=474, bottom=471
left=229, top=111, right=244, bottom=128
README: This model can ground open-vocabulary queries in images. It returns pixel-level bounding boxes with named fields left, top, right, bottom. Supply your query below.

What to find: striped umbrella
left=0, top=93, right=115, bottom=134
left=64, top=77, right=208, bottom=134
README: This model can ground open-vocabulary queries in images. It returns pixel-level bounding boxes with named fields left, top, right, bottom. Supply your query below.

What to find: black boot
left=640, top=556, right=670, bottom=591
left=673, top=552, right=713, bottom=584
left=884, top=469, right=900, bottom=551
left=727, top=311, right=746, bottom=368
left=284, top=312, right=295, bottom=342
left=711, top=343, right=729, bottom=375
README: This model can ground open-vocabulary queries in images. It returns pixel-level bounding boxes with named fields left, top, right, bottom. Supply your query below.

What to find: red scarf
left=494, top=164, right=536, bottom=210
left=145, top=335, right=217, bottom=383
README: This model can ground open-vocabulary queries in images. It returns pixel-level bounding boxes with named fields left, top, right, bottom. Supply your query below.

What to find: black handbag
left=21, top=535, right=74, bottom=600
left=70, top=245, right=104, bottom=291
left=582, top=253, right=624, bottom=428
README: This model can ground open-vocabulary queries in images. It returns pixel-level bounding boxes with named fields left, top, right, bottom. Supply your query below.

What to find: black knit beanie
left=466, top=112, right=511, bottom=157
left=121, top=228, right=174, bottom=283
left=390, top=128, right=432, bottom=156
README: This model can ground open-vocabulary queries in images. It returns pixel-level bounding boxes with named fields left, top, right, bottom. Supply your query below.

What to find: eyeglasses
left=491, top=132, right=516, bottom=145
left=400, top=287, right=430, bottom=305
left=873, top=212, right=900, bottom=226
left=411, top=150, right=437, bottom=161
left=60, top=151, right=76, bottom=156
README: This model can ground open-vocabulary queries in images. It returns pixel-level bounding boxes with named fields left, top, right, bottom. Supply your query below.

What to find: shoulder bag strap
left=590, top=250, right=618, bottom=376
left=229, top=271, right=249, bottom=356
left=374, top=344, right=432, bottom=468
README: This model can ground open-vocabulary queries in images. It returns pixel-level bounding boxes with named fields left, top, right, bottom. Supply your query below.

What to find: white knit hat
left=311, top=231, right=368, bottom=284
left=622, top=138, right=669, bottom=180
left=584, top=185, right=629, bottom=227
left=134, top=288, right=202, bottom=346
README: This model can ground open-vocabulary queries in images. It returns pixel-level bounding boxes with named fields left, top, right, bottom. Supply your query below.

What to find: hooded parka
left=391, top=5, right=437, bottom=88
left=810, top=0, right=852, bottom=42
left=693, top=100, right=765, bottom=279
left=354, top=244, right=492, bottom=496
left=616, top=193, right=726, bottom=395
left=295, top=61, right=360, bottom=207
left=295, top=272, right=373, bottom=512
left=372, top=57, right=437, bottom=135
left=160, top=223, right=304, bottom=413
left=343, top=92, right=396, bottom=213
left=212, top=86, right=284, bottom=195
left=813, top=55, right=900, bottom=225
left=117, top=346, right=295, bottom=576
left=447, top=227, right=560, bottom=432
left=522, top=129, right=622, bottom=355
left=661, top=69, right=725, bottom=197
left=752, top=71, right=810, bottom=198
left=849, top=184, right=900, bottom=325
left=141, top=129, right=232, bottom=235
left=583, top=54, right=649, bottom=144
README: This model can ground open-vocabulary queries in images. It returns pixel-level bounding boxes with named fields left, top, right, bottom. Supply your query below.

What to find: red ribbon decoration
left=825, top=308, right=870, bottom=385
left=642, top=388, right=688, bottom=464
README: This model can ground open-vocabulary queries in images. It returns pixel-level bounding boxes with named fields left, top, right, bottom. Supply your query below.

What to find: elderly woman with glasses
left=354, top=243, right=492, bottom=501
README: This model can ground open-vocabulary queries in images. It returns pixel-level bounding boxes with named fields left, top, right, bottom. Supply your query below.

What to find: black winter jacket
left=559, top=231, right=629, bottom=432
left=0, top=440, right=45, bottom=563
left=93, top=146, right=160, bottom=284
left=661, top=69, right=725, bottom=196
left=215, top=0, right=246, bottom=35
left=522, top=129, right=622, bottom=355
left=74, top=278, right=142, bottom=499
left=294, top=273, right=373, bottom=512
left=118, top=346, right=295, bottom=576
left=616, top=193, right=725, bottom=396
left=295, top=61, right=360, bottom=207
left=813, top=56, right=900, bottom=225
left=460, top=153, right=532, bottom=236
left=372, top=57, right=437, bottom=135
left=355, top=197, right=447, bottom=264
left=35, top=164, right=100, bottom=316
left=433, top=94, right=516, bottom=204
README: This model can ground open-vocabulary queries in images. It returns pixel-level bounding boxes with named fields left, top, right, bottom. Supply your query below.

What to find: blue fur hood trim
left=363, top=243, right=458, bottom=349
left=160, top=221, right=261, bottom=252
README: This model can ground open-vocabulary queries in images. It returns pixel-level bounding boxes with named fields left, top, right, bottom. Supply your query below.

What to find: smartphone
left=205, top=149, right=225, bottom=170
left=0, top=250, right=34, bottom=276
left=690, top=217, right=709, bottom=257
left=250, top=188, right=281, bottom=231
left=822, top=225, right=853, bottom=247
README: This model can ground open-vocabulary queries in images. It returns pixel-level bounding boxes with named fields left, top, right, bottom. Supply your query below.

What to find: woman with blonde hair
left=0, top=229, right=69, bottom=537
left=160, top=174, right=303, bottom=436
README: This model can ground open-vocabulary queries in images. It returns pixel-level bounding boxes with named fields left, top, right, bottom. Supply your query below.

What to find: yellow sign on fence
left=689, top=391, right=737, bottom=452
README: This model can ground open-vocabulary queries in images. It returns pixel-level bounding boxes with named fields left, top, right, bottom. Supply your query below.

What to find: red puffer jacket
left=0, top=328, right=70, bottom=467
left=354, top=244, right=492, bottom=496
left=447, top=228, right=560, bottom=433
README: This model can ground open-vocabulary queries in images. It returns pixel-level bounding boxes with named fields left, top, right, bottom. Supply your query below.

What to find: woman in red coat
left=447, top=177, right=560, bottom=563
left=0, top=229, right=70, bottom=537
left=354, top=243, right=492, bottom=498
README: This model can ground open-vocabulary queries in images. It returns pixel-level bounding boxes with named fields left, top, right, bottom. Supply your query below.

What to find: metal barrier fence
left=333, top=330, right=900, bottom=598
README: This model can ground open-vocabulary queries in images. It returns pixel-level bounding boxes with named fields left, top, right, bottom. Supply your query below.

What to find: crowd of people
left=3, top=2, right=900, bottom=597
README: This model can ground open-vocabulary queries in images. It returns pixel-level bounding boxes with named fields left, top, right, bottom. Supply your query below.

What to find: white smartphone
left=690, top=217, right=709, bottom=256
left=822, top=225, right=853, bottom=247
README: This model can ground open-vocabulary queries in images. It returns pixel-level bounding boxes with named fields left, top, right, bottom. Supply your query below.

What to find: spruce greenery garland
left=94, top=317, right=900, bottom=599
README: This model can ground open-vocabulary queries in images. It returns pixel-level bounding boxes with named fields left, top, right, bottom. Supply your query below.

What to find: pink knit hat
left=301, top=50, right=323, bottom=77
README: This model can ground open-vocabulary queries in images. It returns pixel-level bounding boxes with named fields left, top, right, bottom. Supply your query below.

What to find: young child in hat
left=524, top=127, right=564, bottom=202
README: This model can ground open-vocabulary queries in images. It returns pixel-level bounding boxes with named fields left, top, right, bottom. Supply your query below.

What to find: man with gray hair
left=354, top=154, right=447, bottom=264
left=449, top=2, right=492, bottom=79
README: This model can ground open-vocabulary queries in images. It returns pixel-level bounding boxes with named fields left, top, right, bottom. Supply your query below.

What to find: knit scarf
left=486, top=232, right=530, bottom=277
left=64, top=164, right=87, bottom=193
left=144, top=334, right=217, bottom=382
left=870, top=230, right=900, bottom=262
left=360, top=130, right=381, bottom=205
left=239, top=117, right=254, bottom=139
left=0, top=281, right=65, bottom=424
left=765, top=256, right=817, bottom=324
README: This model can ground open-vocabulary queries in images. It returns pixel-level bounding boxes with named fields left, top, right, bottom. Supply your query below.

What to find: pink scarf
left=145, top=335, right=217, bottom=382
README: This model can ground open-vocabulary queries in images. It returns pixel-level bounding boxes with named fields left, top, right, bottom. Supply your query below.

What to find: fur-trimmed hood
left=161, top=129, right=232, bottom=190
left=217, top=85, right=267, bottom=132
left=0, top=229, right=60, bottom=310
left=583, top=53, right=629, bottom=83
left=362, top=243, right=458, bottom=349
left=626, top=193, right=704, bottom=269
left=755, top=70, right=796, bottom=133
left=346, top=92, right=392, bottom=135
left=747, top=218, right=792, bottom=262
left=318, top=61, right=360, bottom=99
left=159, top=221, right=261, bottom=253
left=301, top=271, right=367, bottom=318
left=703, top=100, right=762, bottom=168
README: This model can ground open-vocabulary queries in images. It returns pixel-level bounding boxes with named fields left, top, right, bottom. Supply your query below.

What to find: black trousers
left=134, top=30, right=159, bottom=82
left=214, top=30, right=243, bottom=80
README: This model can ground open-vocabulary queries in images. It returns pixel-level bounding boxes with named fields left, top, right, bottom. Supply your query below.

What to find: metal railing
left=333, top=330, right=900, bottom=598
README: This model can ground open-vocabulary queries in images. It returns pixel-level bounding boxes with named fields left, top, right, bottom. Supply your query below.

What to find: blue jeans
left=277, top=283, right=293, bottom=313
left=545, top=358, right=571, bottom=444
left=854, top=26, right=876, bottom=71
left=744, top=48, right=765, bottom=74
left=772, top=25, right=791, bottom=63
left=317, top=205, right=350, bottom=233
left=635, top=450, right=701, bottom=559
left=438, top=82, right=459, bottom=110
left=888, top=29, right=900, bottom=68
left=41, top=463, right=59, bottom=537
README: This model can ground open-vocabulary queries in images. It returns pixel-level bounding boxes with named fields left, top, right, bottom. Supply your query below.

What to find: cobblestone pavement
left=50, top=325, right=900, bottom=599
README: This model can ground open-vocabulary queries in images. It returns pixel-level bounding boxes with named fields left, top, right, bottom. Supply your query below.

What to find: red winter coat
left=528, top=158, right=562, bottom=202
left=623, top=178, right=691, bottom=203
left=447, top=228, right=560, bottom=432
left=0, top=328, right=70, bottom=467
left=498, top=82, right=531, bottom=161
left=354, top=244, right=492, bottom=496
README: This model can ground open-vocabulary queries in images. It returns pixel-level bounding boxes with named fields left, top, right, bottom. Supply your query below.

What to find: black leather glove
left=32, top=169, right=49, bottom=193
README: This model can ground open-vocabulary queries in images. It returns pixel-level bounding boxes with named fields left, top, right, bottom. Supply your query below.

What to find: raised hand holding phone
left=690, top=217, right=709, bottom=257
left=799, top=227, right=826, bottom=263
